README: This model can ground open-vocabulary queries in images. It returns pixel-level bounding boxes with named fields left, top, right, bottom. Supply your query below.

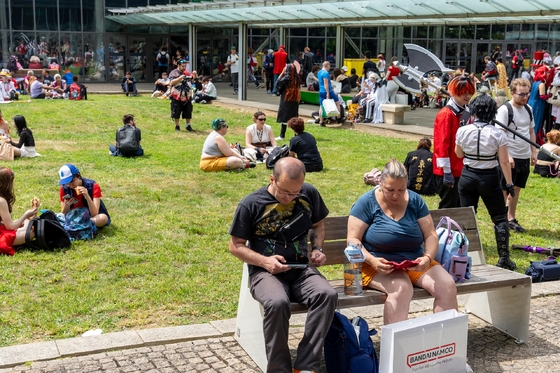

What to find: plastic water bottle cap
left=344, top=244, right=366, bottom=263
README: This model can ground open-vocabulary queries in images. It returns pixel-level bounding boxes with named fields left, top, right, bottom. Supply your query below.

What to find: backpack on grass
left=116, top=125, right=139, bottom=156
left=266, top=145, right=289, bottom=169
left=64, top=208, right=96, bottom=241
left=24, top=210, right=71, bottom=251
left=324, top=312, right=379, bottom=373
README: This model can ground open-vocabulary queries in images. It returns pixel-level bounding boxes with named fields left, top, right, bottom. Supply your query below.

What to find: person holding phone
left=346, top=159, right=457, bottom=325
left=58, top=164, right=110, bottom=228
left=229, top=157, right=336, bottom=373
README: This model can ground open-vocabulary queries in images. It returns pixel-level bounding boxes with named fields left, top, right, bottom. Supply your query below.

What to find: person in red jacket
left=272, top=45, right=289, bottom=95
left=432, top=75, right=475, bottom=209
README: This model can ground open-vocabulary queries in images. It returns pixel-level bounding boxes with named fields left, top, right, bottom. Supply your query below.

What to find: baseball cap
left=279, top=45, right=285, bottom=49
left=58, top=164, right=80, bottom=185
left=212, top=118, right=227, bottom=130
left=341, top=66, right=348, bottom=72
left=230, top=46, right=236, bottom=50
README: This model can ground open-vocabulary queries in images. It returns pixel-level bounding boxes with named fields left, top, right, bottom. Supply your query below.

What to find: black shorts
left=501, top=158, right=530, bottom=189
left=171, top=99, right=192, bottom=119
left=32, top=93, right=46, bottom=99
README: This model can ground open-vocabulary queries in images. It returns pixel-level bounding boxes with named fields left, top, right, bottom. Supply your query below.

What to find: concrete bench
left=234, top=206, right=531, bottom=371
left=13, top=69, right=59, bottom=79
left=381, top=103, right=410, bottom=125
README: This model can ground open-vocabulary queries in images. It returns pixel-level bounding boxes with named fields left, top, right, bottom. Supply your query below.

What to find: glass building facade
left=1, top=0, right=559, bottom=82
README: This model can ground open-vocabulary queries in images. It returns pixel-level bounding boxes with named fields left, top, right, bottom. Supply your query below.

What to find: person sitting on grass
left=200, top=118, right=255, bottom=172
left=243, top=111, right=277, bottom=163
left=66, top=76, right=88, bottom=100
left=58, top=164, right=111, bottom=228
left=9, top=115, right=40, bottom=158
left=0, top=167, right=38, bottom=255
left=121, top=71, right=138, bottom=97
left=109, top=114, right=144, bottom=157
left=193, top=76, right=217, bottom=104
left=287, top=117, right=323, bottom=172
left=29, top=76, right=55, bottom=99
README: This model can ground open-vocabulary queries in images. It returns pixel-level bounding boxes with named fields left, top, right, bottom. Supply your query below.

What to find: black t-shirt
left=10, top=129, right=34, bottom=148
left=348, top=74, right=359, bottom=88
left=289, top=132, right=323, bottom=167
left=363, top=61, right=379, bottom=75
left=229, top=183, right=329, bottom=275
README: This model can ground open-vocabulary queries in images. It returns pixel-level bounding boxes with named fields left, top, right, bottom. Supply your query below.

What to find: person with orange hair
left=432, top=74, right=475, bottom=208
left=533, top=129, right=560, bottom=177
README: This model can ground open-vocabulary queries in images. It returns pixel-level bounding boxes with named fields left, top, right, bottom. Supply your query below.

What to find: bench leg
left=464, top=283, right=531, bottom=343
left=234, top=263, right=267, bottom=371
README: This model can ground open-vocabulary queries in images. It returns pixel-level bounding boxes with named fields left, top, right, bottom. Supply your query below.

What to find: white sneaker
left=200, top=100, right=207, bottom=104
left=275, top=136, right=284, bottom=140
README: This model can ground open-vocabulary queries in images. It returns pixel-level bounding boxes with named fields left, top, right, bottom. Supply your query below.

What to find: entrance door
left=151, top=36, right=169, bottom=80
left=444, top=42, right=459, bottom=69
left=196, top=35, right=231, bottom=80
left=128, top=35, right=147, bottom=82
left=107, top=35, right=126, bottom=81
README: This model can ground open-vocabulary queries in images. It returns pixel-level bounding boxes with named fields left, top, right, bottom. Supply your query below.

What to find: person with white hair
left=51, top=74, right=67, bottom=98
left=28, top=56, right=42, bottom=69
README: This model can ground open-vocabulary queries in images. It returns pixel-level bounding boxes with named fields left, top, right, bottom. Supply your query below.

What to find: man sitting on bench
left=229, top=157, right=337, bottom=373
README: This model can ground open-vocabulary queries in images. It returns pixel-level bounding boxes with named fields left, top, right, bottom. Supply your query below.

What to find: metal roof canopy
left=106, top=0, right=560, bottom=27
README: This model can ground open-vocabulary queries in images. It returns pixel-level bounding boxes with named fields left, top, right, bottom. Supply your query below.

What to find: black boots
left=494, top=220, right=516, bottom=271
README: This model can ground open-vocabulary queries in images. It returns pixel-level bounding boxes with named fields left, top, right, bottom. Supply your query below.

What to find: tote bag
left=0, top=142, right=14, bottom=161
left=379, top=310, right=468, bottom=373
left=322, top=98, right=340, bottom=118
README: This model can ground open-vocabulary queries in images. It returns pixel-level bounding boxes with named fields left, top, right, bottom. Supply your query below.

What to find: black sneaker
left=186, top=125, right=194, bottom=132
left=497, top=257, right=517, bottom=271
left=175, top=125, right=180, bottom=131
left=508, top=219, right=527, bottom=233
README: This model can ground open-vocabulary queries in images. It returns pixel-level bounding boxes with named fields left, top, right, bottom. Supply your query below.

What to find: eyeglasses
left=275, top=182, right=302, bottom=198
left=257, top=117, right=266, bottom=121
left=514, top=92, right=530, bottom=98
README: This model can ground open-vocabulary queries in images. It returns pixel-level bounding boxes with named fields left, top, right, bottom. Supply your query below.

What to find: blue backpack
left=324, top=312, right=379, bottom=373
left=64, top=208, right=96, bottom=241
left=435, top=216, right=471, bottom=282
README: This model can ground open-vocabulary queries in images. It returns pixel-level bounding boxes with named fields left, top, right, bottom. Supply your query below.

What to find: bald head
left=273, top=157, right=306, bottom=181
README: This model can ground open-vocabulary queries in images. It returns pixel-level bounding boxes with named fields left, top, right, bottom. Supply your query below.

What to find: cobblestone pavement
left=1, top=294, right=558, bottom=373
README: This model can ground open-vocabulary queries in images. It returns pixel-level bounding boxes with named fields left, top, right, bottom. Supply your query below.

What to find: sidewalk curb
left=1, top=281, right=558, bottom=369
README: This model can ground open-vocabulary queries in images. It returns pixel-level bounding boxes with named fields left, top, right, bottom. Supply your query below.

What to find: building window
left=11, top=0, right=34, bottom=30
left=59, top=0, right=82, bottom=32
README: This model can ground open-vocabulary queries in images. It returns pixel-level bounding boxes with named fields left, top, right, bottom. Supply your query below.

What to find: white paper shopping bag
left=321, top=98, right=340, bottom=118
left=379, top=309, right=468, bottom=373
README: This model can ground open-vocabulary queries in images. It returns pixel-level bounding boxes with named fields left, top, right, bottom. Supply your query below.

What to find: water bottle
left=344, top=243, right=366, bottom=296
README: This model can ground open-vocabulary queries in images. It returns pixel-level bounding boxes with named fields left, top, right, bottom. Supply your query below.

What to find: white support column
left=336, top=24, right=344, bottom=68
left=188, top=24, right=196, bottom=74
left=239, top=22, right=248, bottom=101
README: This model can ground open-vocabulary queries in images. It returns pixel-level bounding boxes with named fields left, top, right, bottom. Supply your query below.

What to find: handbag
left=0, top=142, right=14, bottom=161
left=379, top=309, right=468, bottom=373
left=322, top=98, right=340, bottom=118
left=525, top=259, right=560, bottom=283
left=435, top=216, right=471, bottom=282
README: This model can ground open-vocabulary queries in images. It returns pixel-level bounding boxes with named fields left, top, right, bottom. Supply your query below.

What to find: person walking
left=226, top=46, right=240, bottom=95
left=272, top=45, right=288, bottom=95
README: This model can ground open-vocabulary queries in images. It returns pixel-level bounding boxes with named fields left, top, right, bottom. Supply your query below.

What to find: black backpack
left=266, top=145, right=290, bottom=169
left=117, top=125, right=139, bottom=156
left=24, top=211, right=71, bottom=251
left=505, top=102, right=533, bottom=139
left=158, top=52, right=168, bottom=65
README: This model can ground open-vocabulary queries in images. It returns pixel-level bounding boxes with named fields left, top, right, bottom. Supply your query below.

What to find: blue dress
left=528, top=81, right=545, bottom=136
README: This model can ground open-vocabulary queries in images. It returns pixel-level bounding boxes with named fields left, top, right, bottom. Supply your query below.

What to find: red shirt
left=387, top=65, right=400, bottom=81
left=59, top=183, right=102, bottom=209
left=432, top=106, right=463, bottom=177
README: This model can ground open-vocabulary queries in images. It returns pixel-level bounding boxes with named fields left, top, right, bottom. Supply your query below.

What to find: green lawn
left=0, top=95, right=558, bottom=347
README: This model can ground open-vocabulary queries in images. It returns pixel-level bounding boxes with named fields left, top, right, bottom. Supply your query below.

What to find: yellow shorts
left=200, top=157, right=228, bottom=172
left=362, top=259, right=440, bottom=286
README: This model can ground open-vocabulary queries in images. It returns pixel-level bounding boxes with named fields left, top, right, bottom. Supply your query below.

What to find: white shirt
left=247, top=123, right=272, bottom=145
left=495, top=103, right=534, bottom=158
left=227, top=54, right=239, bottom=73
left=456, top=121, right=508, bottom=169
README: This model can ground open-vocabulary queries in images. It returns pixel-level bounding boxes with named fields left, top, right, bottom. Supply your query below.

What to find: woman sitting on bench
left=347, top=159, right=457, bottom=325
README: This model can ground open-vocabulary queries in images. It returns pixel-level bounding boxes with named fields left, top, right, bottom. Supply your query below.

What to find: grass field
left=0, top=95, right=558, bottom=347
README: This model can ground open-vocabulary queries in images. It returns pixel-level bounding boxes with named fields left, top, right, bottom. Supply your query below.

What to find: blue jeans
left=273, top=74, right=279, bottom=93
left=122, top=82, right=138, bottom=95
